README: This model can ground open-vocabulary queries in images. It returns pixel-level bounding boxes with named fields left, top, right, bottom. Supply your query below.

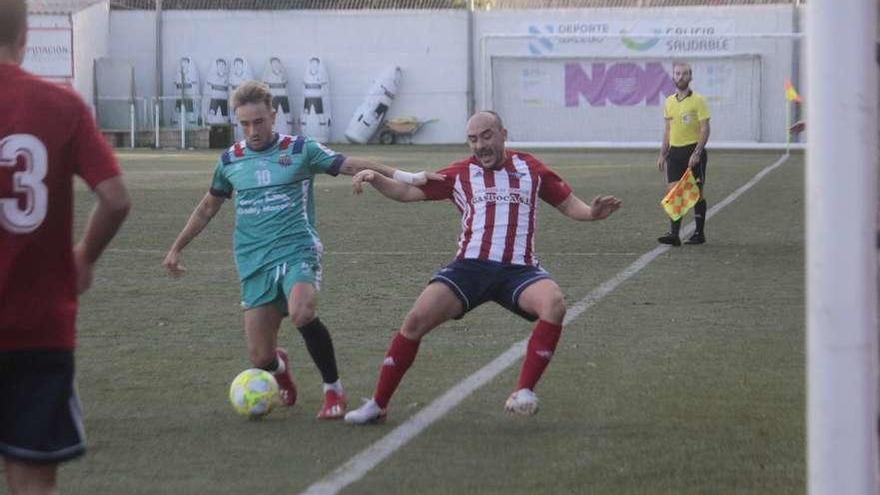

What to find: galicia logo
left=528, top=25, right=555, bottom=55
left=620, top=29, right=662, bottom=51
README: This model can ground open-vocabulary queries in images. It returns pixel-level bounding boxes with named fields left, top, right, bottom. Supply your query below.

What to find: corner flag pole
left=785, top=98, right=791, bottom=154
left=784, top=79, right=801, bottom=154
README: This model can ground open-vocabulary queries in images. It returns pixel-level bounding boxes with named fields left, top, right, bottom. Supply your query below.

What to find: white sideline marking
left=299, top=153, right=792, bottom=495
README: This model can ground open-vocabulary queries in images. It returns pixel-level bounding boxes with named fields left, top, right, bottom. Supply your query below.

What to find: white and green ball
left=229, top=369, right=280, bottom=418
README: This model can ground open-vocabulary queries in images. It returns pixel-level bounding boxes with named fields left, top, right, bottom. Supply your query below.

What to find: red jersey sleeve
left=416, top=164, right=459, bottom=201
left=536, top=162, right=573, bottom=207
left=70, top=99, right=121, bottom=188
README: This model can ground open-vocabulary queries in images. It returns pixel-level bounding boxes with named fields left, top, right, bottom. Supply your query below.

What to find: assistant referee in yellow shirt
left=656, top=61, right=711, bottom=246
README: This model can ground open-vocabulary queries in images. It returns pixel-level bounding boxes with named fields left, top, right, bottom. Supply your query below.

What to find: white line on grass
left=299, top=152, right=792, bottom=495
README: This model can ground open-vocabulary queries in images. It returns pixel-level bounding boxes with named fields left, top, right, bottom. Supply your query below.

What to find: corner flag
left=785, top=79, right=802, bottom=103
left=661, top=168, right=700, bottom=221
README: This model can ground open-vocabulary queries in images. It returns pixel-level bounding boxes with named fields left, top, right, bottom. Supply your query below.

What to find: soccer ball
left=228, top=368, right=279, bottom=418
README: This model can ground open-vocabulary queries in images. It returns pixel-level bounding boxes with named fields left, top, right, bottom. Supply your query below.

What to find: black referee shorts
left=666, top=143, right=708, bottom=188
left=0, top=350, right=86, bottom=464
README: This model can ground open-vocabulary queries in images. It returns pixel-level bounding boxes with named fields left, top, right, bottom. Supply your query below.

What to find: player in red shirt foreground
left=345, top=111, right=621, bottom=424
left=0, top=1, right=131, bottom=493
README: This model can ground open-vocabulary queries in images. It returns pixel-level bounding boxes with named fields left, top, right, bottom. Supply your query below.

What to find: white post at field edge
left=154, top=99, right=160, bottom=148
left=129, top=102, right=135, bottom=149
left=180, top=103, right=186, bottom=150
left=807, top=1, right=878, bottom=494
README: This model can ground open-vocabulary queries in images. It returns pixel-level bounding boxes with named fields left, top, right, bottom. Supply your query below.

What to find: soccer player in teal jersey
left=163, top=81, right=440, bottom=419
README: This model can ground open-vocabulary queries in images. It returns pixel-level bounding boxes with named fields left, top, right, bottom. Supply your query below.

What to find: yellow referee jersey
left=664, top=90, right=710, bottom=147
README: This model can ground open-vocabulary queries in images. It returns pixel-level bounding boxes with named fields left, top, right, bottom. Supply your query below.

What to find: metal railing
left=97, top=95, right=215, bottom=149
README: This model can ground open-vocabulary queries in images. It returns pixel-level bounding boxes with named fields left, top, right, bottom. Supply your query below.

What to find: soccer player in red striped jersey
left=345, top=111, right=621, bottom=424
left=0, top=1, right=131, bottom=493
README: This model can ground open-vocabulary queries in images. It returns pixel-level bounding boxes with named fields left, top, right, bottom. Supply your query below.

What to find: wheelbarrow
left=377, top=116, right=437, bottom=144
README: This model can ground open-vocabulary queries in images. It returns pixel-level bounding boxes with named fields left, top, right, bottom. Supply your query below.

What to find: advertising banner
left=23, top=15, right=74, bottom=79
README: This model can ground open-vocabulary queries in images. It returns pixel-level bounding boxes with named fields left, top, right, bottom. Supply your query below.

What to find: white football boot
left=504, top=388, right=539, bottom=416
left=344, top=399, right=386, bottom=425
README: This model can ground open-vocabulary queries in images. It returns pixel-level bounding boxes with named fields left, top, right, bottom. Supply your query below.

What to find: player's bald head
left=468, top=111, right=504, bottom=131
left=466, top=111, right=508, bottom=170
left=0, top=0, right=27, bottom=47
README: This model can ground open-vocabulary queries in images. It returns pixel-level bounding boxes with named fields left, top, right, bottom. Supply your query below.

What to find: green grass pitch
left=47, top=145, right=803, bottom=494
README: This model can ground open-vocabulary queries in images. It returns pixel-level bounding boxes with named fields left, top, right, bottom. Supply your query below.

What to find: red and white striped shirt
left=418, top=150, right=572, bottom=266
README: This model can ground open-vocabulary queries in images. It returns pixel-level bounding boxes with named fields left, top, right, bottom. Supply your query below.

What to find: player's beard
left=248, top=132, right=270, bottom=150
left=675, top=79, right=690, bottom=91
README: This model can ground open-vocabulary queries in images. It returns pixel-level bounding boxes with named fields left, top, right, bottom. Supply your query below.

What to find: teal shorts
left=240, top=256, right=322, bottom=315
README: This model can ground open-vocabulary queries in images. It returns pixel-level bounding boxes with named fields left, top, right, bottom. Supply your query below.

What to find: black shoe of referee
left=657, top=233, right=681, bottom=247
left=684, top=232, right=706, bottom=245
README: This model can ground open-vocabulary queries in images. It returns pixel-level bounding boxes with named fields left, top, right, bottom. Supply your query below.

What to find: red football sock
left=516, top=320, right=563, bottom=391
left=374, top=332, right=421, bottom=409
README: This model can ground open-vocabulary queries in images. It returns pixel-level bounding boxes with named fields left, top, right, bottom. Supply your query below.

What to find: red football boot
left=273, top=348, right=297, bottom=407
left=316, top=389, right=347, bottom=420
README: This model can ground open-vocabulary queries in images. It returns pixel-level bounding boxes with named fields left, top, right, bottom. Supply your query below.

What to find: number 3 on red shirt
left=0, top=134, right=49, bottom=234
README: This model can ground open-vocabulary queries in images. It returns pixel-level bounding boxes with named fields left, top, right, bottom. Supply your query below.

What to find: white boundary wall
left=109, top=9, right=470, bottom=144
left=61, top=5, right=801, bottom=144
left=25, top=4, right=109, bottom=108
left=72, top=1, right=111, bottom=108
left=24, top=15, right=74, bottom=84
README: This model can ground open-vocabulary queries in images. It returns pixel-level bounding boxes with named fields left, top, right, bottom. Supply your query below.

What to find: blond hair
left=231, top=80, right=273, bottom=111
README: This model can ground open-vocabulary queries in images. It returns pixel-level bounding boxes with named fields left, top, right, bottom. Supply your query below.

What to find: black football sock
left=694, top=199, right=707, bottom=234
left=671, top=219, right=682, bottom=237
left=260, top=356, right=280, bottom=373
left=297, top=317, right=339, bottom=384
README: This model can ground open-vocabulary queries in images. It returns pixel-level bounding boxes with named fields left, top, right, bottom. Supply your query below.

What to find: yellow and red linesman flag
left=784, top=79, right=802, bottom=103
left=660, top=168, right=700, bottom=221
